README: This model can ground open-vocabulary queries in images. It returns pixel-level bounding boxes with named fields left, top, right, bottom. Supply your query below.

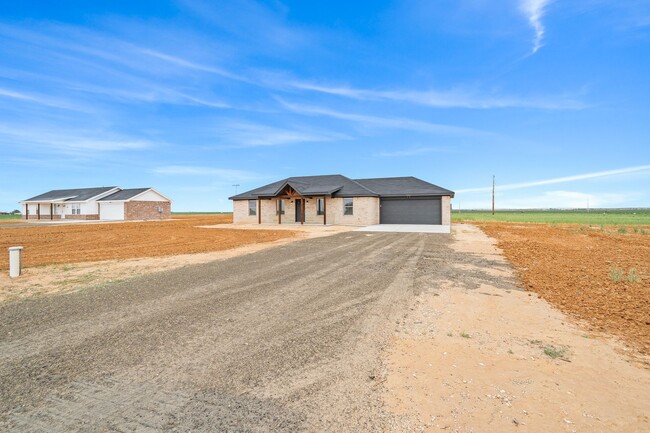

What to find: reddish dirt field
left=0, top=215, right=296, bottom=270
left=478, top=223, right=650, bottom=356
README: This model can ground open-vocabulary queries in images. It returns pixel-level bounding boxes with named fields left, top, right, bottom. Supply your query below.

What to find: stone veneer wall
left=233, top=199, right=258, bottom=224
left=124, top=201, right=171, bottom=221
left=442, top=196, right=452, bottom=226
left=233, top=196, right=379, bottom=226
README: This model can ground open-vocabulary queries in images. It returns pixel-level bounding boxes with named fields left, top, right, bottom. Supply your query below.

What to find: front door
left=295, top=200, right=301, bottom=222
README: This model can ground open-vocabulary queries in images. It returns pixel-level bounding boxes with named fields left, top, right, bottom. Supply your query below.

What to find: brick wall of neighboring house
left=124, top=201, right=171, bottom=220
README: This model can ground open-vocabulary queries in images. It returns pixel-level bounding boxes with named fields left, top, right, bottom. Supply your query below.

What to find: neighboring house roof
left=22, top=187, right=119, bottom=202
left=98, top=188, right=151, bottom=201
left=230, top=174, right=455, bottom=200
left=355, top=176, right=455, bottom=198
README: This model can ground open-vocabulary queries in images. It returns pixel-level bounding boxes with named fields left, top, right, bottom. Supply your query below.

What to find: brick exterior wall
left=124, top=201, right=171, bottom=221
left=442, top=196, right=452, bottom=226
left=234, top=195, right=453, bottom=227
left=233, top=196, right=380, bottom=226
left=233, top=199, right=259, bottom=224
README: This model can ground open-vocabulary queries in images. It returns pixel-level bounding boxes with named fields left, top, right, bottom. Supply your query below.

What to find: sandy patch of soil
left=478, top=222, right=650, bottom=357
left=383, top=224, right=650, bottom=432
left=0, top=223, right=353, bottom=303
left=0, top=219, right=21, bottom=225
left=0, top=215, right=298, bottom=270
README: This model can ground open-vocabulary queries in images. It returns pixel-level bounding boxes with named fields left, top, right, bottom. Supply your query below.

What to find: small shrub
left=447, top=332, right=453, bottom=337
left=610, top=268, right=624, bottom=283
left=460, top=332, right=471, bottom=339
left=627, top=268, right=639, bottom=283
left=618, top=227, right=627, bottom=234
left=543, top=345, right=566, bottom=359
left=642, top=229, right=649, bottom=235
left=633, top=227, right=639, bottom=233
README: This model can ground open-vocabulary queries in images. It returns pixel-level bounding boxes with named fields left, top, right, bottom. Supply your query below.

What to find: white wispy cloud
left=277, top=99, right=491, bottom=136
left=374, top=146, right=453, bottom=157
left=215, top=121, right=351, bottom=148
left=290, top=81, right=584, bottom=110
left=152, top=165, right=258, bottom=180
left=520, top=0, right=552, bottom=54
left=456, top=164, right=650, bottom=193
left=0, top=87, right=88, bottom=112
left=0, top=124, right=152, bottom=154
left=135, top=48, right=252, bottom=83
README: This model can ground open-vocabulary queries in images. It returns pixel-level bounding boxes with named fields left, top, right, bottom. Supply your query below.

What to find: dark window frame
left=248, top=199, right=257, bottom=216
left=343, top=198, right=353, bottom=215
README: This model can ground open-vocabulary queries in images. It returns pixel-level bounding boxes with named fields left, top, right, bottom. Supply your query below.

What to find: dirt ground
left=0, top=223, right=354, bottom=303
left=0, top=232, right=447, bottom=432
left=478, top=222, right=650, bottom=357
left=0, top=215, right=298, bottom=270
left=383, top=224, right=650, bottom=432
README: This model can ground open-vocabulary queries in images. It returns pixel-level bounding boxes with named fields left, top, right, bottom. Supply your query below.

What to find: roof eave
left=378, top=192, right=455, bottom=198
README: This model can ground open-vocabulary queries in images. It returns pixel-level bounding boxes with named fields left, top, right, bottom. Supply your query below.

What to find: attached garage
left=99, top=188, right=172, bottom=221
left=100, top=202, right=125, bottom=220
left=380, top=197, right=442, bottom=225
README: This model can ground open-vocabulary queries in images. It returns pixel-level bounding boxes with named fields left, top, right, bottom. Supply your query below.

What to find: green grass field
left=452, top=209, right=650, bottom=225
left=0, top=214, right=21, bottom=220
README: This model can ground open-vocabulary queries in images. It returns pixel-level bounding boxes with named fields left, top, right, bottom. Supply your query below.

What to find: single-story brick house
left=20, top=186, right=172, bottom=221
left=229, top=174, right=454, bottom=227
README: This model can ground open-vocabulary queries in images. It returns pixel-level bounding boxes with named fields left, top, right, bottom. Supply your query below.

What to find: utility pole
left=492, top=175, right=495, bottom=215
left=232, top=184, right=240, bottom=195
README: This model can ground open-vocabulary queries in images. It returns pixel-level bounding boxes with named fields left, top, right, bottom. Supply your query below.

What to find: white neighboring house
left=20, top=187, right=172, bottom=221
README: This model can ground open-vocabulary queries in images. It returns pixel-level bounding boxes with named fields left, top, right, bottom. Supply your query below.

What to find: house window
left=316, top=198, right=325, bottom=215
left=71, top=204, right=81, bottom=215
left=248, top=200, right=257, bottom=216
left=276, top=199, right=285, bottom=215
left=343, top=198, right=353, bottom=215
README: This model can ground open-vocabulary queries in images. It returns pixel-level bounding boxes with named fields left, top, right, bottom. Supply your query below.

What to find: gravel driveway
left=0, top=231, right=469, bottom=432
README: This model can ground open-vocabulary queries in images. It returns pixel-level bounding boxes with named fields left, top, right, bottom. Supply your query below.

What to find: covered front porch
left=23, top=202, right=62, bottom=220
left=255, top=184, right=332, bottom=225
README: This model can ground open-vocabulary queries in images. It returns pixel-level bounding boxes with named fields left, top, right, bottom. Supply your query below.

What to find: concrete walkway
left=356, top=224, right=451, bottom=234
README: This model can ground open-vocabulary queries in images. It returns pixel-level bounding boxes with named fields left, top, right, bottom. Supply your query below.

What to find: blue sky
left=1, top=0, right=649, bottom=211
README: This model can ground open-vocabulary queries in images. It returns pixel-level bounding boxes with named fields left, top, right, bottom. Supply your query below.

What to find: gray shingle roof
left=23, top=187, right=118, bottom=202
left=229, top=175, right=454, bottom=199
left=229, top=175, right=377, bottom=199
left=355, top=177, right=455, bottom=197
left=98, top=188, right=151, bottom=201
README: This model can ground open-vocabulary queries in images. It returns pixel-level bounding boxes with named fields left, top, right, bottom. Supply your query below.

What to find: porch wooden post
left=323, top=197, right=327, bottom=225
left=258, top=199, right=261, bottom=224
left=50, top=203, right=53, bottom=220
left=278, top=199, right=281, bottom=224
left=37, top=203, right=41, bottom=220
left=25, top=204, right=28, bottom=220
